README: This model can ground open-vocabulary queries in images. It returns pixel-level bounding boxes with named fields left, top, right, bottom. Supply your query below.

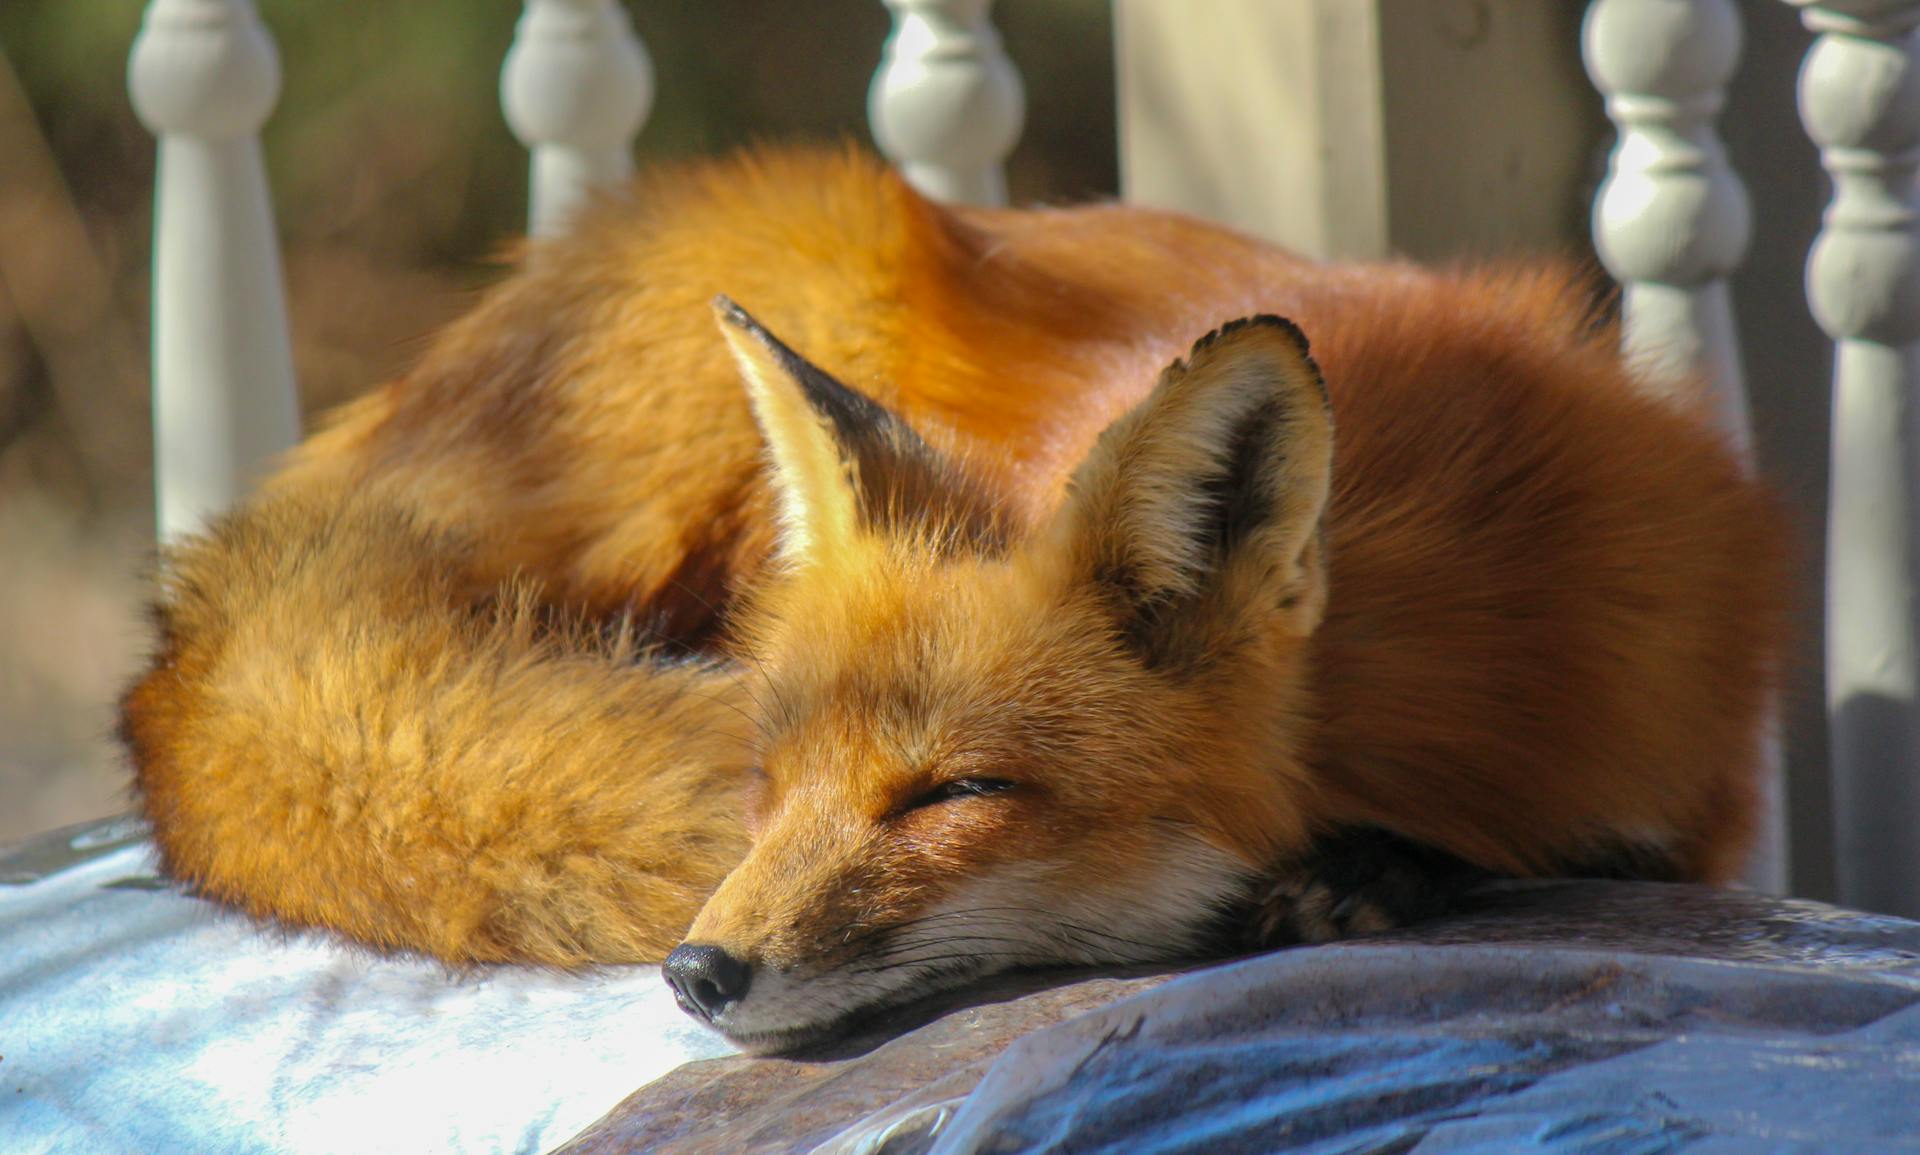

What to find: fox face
left=663, top=301, right=1336, bottom=1051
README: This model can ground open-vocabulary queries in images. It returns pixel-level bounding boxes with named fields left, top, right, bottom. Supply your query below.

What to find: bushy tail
left=121, top=487, right=754, bottom=967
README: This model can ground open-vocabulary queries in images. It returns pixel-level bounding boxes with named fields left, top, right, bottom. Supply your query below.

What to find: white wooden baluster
left=1584, top=0, right=1754, bottom=448
left=1585, top=0, right=1788, bottom=895
left=127, top=0, right=301, bottom=542
left=501, top=0, right=653, bottom=239
left=1792, top=0, right=1920, bottom=918
left=869, top=0, right=1025, bottom=206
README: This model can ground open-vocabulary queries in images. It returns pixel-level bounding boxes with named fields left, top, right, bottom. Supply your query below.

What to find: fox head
left=664, top=298, right=1334, bottom=1051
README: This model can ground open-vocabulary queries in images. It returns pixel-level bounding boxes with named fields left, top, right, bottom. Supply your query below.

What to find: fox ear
left=1050, top=316, right=1334, bottom=663
left=715, top=296, right=981, bottom=562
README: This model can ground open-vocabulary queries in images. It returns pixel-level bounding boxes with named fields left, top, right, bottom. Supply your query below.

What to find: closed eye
left=902, top=777, right=1017, bottom=812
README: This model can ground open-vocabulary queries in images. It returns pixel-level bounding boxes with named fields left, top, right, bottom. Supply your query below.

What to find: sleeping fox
left=120, top=148, right=1788, bottom=1052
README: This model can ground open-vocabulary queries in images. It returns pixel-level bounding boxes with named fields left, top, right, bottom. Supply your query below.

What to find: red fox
left=120, top=148, right=1789, bottom=1052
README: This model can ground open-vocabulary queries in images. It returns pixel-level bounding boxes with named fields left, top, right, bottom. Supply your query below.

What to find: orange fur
left=122, top=148, right=1788, bottom=1031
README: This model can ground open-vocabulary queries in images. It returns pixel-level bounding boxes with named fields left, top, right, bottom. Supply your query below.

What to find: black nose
left=663, top=943, right=752, bottom=1021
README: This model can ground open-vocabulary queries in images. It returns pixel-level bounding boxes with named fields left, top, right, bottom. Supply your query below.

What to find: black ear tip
left=1192, top=314, right=1311, bottom=359
left=1179, top=315, right=1329, bottom=411
left=712, top=293, right=758, bottom=332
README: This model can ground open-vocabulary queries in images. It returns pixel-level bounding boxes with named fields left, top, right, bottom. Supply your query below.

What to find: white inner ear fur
left=717, top=316, right=860, bottom=563
left=1056, top=320, right=1333, bottom=608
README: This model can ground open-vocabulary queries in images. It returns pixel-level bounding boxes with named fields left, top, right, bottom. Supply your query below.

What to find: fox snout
left=661, top=942, right=753, bottom=1022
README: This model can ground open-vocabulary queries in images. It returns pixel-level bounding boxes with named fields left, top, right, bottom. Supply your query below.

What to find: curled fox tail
left=120, top=486, right=754, bottom=967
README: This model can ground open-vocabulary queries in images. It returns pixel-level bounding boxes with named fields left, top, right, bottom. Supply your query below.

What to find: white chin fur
left=707, top=832, right=1251, bottom=1048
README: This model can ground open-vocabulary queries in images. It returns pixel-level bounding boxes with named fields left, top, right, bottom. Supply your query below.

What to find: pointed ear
left=714, top=296, right=997, bottom=562
left=1051, top=315, right=1334, bottom=663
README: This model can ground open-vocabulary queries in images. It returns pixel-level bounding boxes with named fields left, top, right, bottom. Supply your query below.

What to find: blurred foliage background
left=0, top=0, right=1116, bottom=842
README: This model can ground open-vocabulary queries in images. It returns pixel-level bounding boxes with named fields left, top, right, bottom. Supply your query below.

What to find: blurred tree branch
left=0, top=47, right=151, bottom=516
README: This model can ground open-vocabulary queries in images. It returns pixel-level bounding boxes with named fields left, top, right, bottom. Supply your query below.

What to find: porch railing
left=125, top=0, right=1920, bottom=919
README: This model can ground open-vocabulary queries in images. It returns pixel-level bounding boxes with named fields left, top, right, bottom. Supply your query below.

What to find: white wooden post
left=128, top=0, right=301, bottom=542
left=1116, top=1, right=1600, bottom=263
left=1583, top=0, right=1787, bottom=896
left=869, top=0, right=1025, bottom=206
left=1584, top=0, right=1754, bottom=447
left=1792, top=0, right=1920, bottom=918
left=501, top=0, right=654, bottom=239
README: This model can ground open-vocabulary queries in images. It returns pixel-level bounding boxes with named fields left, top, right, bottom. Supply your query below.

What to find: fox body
left=122, top=149, right=1788, bottom=1051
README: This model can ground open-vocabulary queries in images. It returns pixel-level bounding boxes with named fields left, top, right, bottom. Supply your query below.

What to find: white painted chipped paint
left=128, top=0, right=301, bottom=541
left=869, top=0, right=1025, bottom=206
left=501, top=0, right=654, bottom=239
left=1792, top=0, right=1920, bottom=918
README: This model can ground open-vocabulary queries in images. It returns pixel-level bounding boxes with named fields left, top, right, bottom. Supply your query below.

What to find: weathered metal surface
left=10, top=814, right=1920, bottom=1154
left=560, top=969, right=1178, bottom=1155
left=561, top=881, right=1920, bottom=1153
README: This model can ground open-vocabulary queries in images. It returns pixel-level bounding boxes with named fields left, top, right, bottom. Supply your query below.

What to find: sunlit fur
left=124, top=487, right=756, bottom=964
left=121, top=148, right=1789, bottom=1047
